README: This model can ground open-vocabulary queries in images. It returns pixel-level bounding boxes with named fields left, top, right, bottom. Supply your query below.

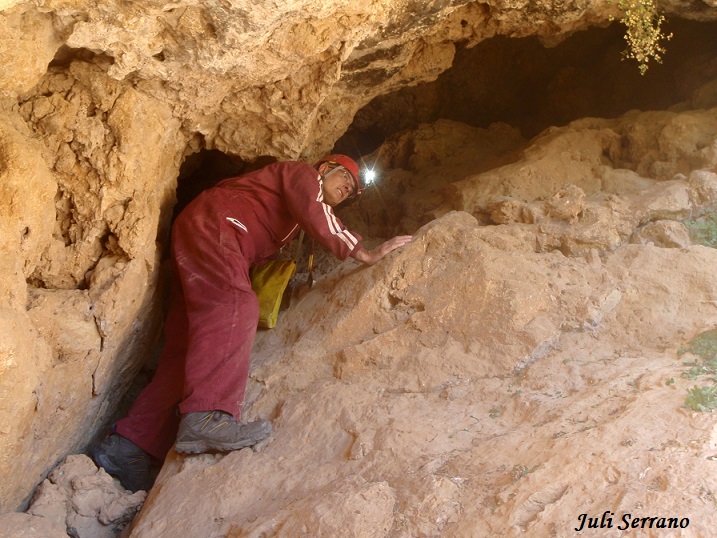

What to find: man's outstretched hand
left=352, top=235, right=413, bottom=266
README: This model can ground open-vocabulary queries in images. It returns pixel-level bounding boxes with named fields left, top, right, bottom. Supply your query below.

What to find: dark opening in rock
left=335, top=19, right=717, bottom=157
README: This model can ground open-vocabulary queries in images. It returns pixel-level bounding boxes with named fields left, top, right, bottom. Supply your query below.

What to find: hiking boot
left=92, top=433, right=153, bottom=492
left=174, top=411, right=272, bottom=454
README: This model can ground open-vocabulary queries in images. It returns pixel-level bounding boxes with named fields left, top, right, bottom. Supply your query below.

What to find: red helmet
left=314, top=154, right=363, bottom=196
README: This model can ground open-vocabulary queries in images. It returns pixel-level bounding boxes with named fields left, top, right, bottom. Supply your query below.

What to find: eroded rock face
left=0, top=0, right=716, bottom=528
left=1, top=40, right=185, bottom=512
left=128, top=106, right=717, bottom=536
left=4, top=1, right=716, bottom=161
left=23, top=455, right=145, bottom=538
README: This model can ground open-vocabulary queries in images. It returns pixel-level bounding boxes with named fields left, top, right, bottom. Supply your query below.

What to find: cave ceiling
left=3, top=0, right=716, bottom=163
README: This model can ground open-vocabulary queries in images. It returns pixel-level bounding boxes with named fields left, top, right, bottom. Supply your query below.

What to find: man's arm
left=283, top=165, right=363, bottom=260
left=351, top=235, right=413, bottom=265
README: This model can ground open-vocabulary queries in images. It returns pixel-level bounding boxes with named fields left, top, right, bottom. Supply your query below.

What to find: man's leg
left=171, top=218, right=271, bottom=453
left=178, top=265, right=258, bottom=417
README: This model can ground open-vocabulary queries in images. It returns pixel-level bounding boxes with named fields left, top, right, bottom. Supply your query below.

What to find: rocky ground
left=7, top=100, right=717, bottom=537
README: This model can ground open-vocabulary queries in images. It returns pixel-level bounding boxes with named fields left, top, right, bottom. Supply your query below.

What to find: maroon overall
left=116, top=162, right=362, bottom=459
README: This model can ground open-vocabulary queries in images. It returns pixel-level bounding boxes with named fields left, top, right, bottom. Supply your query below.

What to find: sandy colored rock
left=133, top=211, right=717, bottom=537
left=0, top=37, right=185, bottom=512
left=688, top=168, right=717, bottom=205
left=0, top=8, right=61, bottom=98
left=0, top=116, right=56, bottom=305
left=2, top=0, right=711, bottom=162
left=487, top=198, right=537, bottom=225
left=544, top=184, right=586, bottom=222
left=27, top=454, right=146, bottom=537
left=631, top=219, right=692, bottom=248
left=0, top=511, right=68, bottom=538
left=130, top=107, right=717, bottom=536
left=0, top=0, right=716, bottom=531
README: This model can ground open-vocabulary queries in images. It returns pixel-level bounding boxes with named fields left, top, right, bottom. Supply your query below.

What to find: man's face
left=321, top=164, right=357, bottom=207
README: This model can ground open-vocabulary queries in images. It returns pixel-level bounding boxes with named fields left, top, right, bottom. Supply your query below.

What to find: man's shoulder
left=276, top=160, right=316, bottom=175
left=270, top=161, right=320, bottom=189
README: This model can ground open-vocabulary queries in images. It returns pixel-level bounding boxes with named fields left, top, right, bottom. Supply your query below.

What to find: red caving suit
left=116, top=161, right=363, bottom=459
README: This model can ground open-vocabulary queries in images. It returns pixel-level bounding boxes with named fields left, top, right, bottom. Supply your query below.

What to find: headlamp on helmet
left=362, top=168, right=378, bottom=186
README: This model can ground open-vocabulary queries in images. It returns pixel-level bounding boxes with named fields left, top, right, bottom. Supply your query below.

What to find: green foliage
left=685, top=385, right=717, bottom=412
left=680, top=329, right=717, bottom=411
left=679, top=329, right=717, bottom=363
left=682, top=359, right=717, bottom=380
left=684, top=212, right=717, bottom=249
left=611, top=0, right=673, bottom=75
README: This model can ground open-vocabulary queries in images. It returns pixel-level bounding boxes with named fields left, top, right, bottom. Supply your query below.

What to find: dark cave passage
left=334, top=19, right=717, bottom=157
left=174, top=150, right=277, bottom=217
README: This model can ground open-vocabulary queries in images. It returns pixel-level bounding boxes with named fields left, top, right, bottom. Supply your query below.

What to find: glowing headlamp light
left=363, top=168, right=378, bottom=186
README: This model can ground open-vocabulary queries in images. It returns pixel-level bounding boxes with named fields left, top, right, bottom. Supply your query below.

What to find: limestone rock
left=131, top=106, right=717, bottom=535
left=544, top=184, right=586, bottom=222
left=0, top=0, right=716, bottom=530
left=133, top=210, right=717, bottom=537
left=27, top=454, right=146, bottom=538
left=0, top=116, right=56, bottom=306
left=689, top=168, right=717, bottom=205
left=0, top=512, right=68, bottom=538
left=630, top=219, right=692, bottom=248
left=0, top=9, right=61, bottom=98
left=0, top=33, right=184, bottom=512
left=487, top=198, right=537, bottom=224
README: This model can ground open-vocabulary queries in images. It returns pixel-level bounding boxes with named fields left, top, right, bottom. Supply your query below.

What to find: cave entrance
left=174, top=149, right=277, bottom=217
left=168, top=18, right=717, bottom=260
left=334, top=19, right=717, bottom=157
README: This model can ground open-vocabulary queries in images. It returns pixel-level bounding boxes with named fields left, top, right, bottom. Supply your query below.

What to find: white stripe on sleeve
left=316, top=177, right=357, bottom=250
left=321, top=204, right=358, bottom=249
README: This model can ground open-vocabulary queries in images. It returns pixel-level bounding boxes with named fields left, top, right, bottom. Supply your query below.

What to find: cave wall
left=0, top=60, right=186, bottom=511
left=0, top=0, right=716, bottom=513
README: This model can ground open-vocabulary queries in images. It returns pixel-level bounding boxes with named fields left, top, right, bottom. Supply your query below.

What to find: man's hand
left=352, top=235, right=413, bottom=266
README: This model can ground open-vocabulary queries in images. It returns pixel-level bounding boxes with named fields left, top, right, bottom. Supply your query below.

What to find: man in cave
left=92, top=154, right=413, bottom=492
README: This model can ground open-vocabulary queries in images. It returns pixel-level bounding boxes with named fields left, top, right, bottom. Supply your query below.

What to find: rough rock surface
left=29, top=455, right=145, bottom=538
left=0, top=0, right=717, bottom=533
left=0, top=58, right=184, bottom=513
left=126, top=106, right=717, bottom=537
left=3, top=1, right=717, bottom=161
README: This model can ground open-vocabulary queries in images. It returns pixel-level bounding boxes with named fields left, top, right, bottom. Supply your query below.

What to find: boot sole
left=175, top=439, right=253, bottom=454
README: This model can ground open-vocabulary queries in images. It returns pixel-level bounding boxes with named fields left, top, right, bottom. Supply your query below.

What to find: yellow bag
left=250, top=259, right=297, bottom=329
